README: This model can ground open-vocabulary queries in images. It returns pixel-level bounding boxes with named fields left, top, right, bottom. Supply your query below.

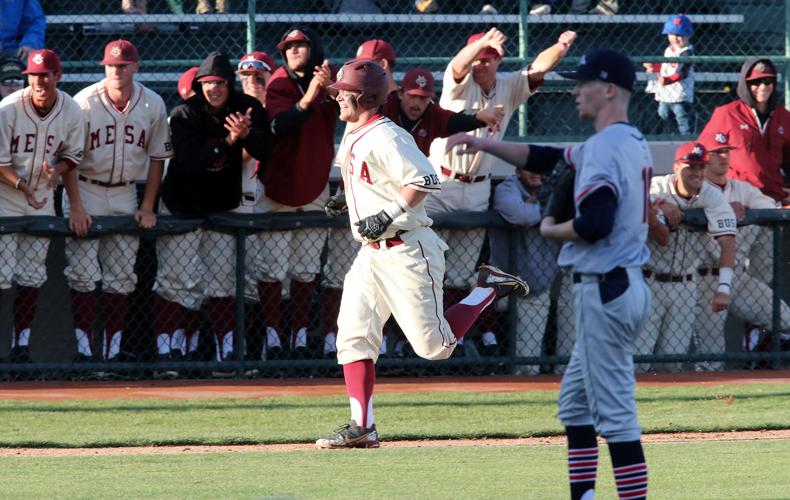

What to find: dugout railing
left=0, top=208, right=788, bottom=380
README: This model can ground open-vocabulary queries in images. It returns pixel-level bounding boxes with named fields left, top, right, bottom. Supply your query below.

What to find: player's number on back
left=641, top=166, right=653, bottom=224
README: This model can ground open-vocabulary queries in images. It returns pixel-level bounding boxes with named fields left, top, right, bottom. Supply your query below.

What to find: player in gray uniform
left=448, top=49, right=651, bottom=500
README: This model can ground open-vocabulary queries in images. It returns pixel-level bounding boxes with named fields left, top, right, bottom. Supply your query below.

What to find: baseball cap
left=466, top=32, right=502, bottom=60
left=177, top=66, right=198, bottom=99
left=355, top=40, right=396, bottom=64
left=401, top=68, right=435, bottom=97
left=557, top=48, right=635, bottom=92
left=674, top=142, right=708, bottom=165
left=101, top=39, right=140, bottom=65
left=276, top=29, right=311, bottom=51
left=23, top=49, right=61, bottom=74
left=662, top=14, right=693, bottom=37
left=700, top=132, right=736, bottom=152
left=0, top=58, right=25, bottom=81
left=746, top=60, right=777, bottom=81
left=237, top=51, right=275, bottom=73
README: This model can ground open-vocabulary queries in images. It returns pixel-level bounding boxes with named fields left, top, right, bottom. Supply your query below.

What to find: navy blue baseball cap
left=558, top=48, right=636, bottom=92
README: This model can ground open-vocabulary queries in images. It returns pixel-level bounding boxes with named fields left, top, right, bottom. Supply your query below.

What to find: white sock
left=266, top=327, right=281, bottom=348
left=481, top=331, right=498, bottom=346
left=324, top=332, right=337, bottom=354
left=17, top=328, right=31, bottom=347
left=461, top=287, right=496, bottom=307
left=293, top=327, right=307, bottom=348
left=222, top=331, right=233, bottom=359
left=156, top=333, right=171, bottom=355
left=171, top=329, right=186, bottom=355
left=187, top=330, right=200, bottom=353
left=75, top=328, right=92, bottom=356
left=106, top=331, right=122, bottom=359
left=379, top=334, right=388, bottom=355
left=394, top=339, right=406, bottom=355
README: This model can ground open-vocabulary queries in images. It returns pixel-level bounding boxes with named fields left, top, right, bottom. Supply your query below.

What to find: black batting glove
left=324, top=192, right=347, bottom=217
left=355, top=210, right=393, bottom=240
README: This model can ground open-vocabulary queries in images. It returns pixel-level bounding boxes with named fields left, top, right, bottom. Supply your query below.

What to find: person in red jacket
left=255, top=27, right=338, bottom=359
left=699, top=58, right=790, bottom=204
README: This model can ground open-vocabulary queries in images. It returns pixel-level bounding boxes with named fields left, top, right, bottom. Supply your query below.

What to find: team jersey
left=655, top=44, right=694, bottom=104
left=336, top=115, right=440, bottom=243
left=648, top=175, right=737, bottom=275
left=557, top=122, right=652, bottom=273
left=428, top=65, right=536, bottom=177
left=74, top=80, right=173, bottom=183
left=0, top=87, right=85, bottom=190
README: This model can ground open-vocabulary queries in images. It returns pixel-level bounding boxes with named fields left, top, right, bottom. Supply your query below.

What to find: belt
left=572, top=266, right=627, bottom=284
left=368, top=235, right=404, bottom=250
left=697, top=267, right=720, bottom=277
left=440, top=166, right=488, bottom=184
left=643, top=270, right=693, bottom=283
left=78, top=175, right=134, bottom=188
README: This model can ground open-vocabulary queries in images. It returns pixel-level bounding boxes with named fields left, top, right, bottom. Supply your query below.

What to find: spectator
left=530, top=0, right=618, bottom=15
left=0, top=58, right=25, bottom=100
left=430, top=27, right=575, bottom=355
left=236, top=51, right=275, bottom=106
left=153, top=51, right=270, bottom=372
left=644, top=14, right=696, bottom=135
left=489, top=169, right=561, bottom=374
left=197, top=0, right=228, bottom=13
left=256, top=27, right=337, bottom=359
left=0, top=49, right=85, bottom=364
left=0, top=0, right=45, bottom=63
left=121, top=0, right=147, bottom=14
left=699, top=58, right=790, bottom=205
left=639, top=142, right=736, bottom=372
left=66, top=40, right=172, bottom=365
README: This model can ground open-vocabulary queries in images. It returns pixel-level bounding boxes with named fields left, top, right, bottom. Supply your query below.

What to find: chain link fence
left=43, top=0, right=789, bottom=139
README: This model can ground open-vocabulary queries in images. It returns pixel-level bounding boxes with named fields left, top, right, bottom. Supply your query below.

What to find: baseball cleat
left=477, top=264, right=530, bottom=299
left=316, top=422, right=380, bottom=449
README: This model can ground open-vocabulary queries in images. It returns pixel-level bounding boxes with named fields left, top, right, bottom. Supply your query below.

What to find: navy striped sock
left=566, top=425, right=598, bottom=500
left=609, top=440, right=648, bottom=500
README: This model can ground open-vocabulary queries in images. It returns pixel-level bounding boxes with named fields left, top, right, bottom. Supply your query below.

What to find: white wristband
left=383, top=194, right=411, bottom=220
left=14, top=178, right=24, bottom=190
left=717, top=283, right=731, bottom=295
left=718, top=267, right=733, bottom=287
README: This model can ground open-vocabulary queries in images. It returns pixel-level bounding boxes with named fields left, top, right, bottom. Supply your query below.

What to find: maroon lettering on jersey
left=45, top=135, right=55, bottom=154
left=24, top=134, right=35, bottom=152
left=348, top=152, right=356, bottom=175
left=136, top=129, right=146, bottom=149
left=359, top=161, right=372, bottom=184
left=105, top=125, right=115, bottom=145
left=124, top=125, right=135, bottom=145
left=10, top=136, right=19, bottom=154
left=90, top=129, right=101, bottom=150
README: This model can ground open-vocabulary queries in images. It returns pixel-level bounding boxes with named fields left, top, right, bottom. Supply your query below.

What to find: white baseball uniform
left=426, top=65, right=537, bottom=289
left=334, top=115, right=457, bottom=365
left=695, top=178, right=787, bottom=368
left=0, top=87, right=85, bottom=289
left=66, top=80, right=172, bottom=294
left=638, top=175, right=737, bottom=371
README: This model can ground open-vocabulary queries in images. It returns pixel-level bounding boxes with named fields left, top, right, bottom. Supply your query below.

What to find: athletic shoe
left=9, top=346, right=32, bottom=364
left=316, top=422, right=380, bottom=449
left=477, top=264, right=530, bottom=299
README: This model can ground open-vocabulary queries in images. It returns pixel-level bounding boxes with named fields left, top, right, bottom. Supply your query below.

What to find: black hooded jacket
left=162, top=51, right=271, bottom=216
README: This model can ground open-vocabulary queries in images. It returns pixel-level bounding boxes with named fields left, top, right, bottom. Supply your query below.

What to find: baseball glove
left=540, top=162, right=575, bottom=223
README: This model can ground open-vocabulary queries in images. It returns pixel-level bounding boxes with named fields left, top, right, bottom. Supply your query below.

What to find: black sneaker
left=153, top=353, right=179, bottom=379
left=477, top=264, right=530, bottom=299
left=316, top=422, right=380, bottom=449
left=9, top=346, right=32, bottom=364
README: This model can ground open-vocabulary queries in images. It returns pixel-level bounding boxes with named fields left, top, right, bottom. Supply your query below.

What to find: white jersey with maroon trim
left=0, top=87, right=85, bottom=190
left=337, top=115, right=440, bottom=243
left=73, top=80, right=173, bottom=183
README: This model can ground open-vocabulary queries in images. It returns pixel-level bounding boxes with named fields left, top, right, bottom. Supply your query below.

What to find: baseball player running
left=66, top=40, right=172, bottom=363
left=0, top=49, right=85, bottom=364
left=642, top=142, right=736, bottom=372
left=449, top=49, right=654, bottom=500
left=315, top=60, right=528, bottom=449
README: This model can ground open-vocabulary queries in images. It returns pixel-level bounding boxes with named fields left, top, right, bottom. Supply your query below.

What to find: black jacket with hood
left=162, top=51, right=271, bottom=216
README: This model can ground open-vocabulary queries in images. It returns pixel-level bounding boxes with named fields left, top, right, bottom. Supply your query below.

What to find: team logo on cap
left=336, top=67, right=344, bottom=81
left=753, top=62, right=768, bottom=74
left=32, top=53, right=43, bottom=65
left=110, top=46, right=122, bottom=57
left=715, top=132, right=727, bottom=144
left=415, top=75, right=428, bottom=88
left=740, top=124, right=750, bottom=130
left=691, top=145, right=704, bottom=157
left=287, top=30, right=301, bottom=39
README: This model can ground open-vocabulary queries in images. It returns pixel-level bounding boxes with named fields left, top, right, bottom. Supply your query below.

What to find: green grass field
left=1, top=382, right=789, bottom=498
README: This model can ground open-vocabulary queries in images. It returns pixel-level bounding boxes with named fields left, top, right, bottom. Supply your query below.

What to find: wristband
left=383, top=194, right=411, bottom=220
left=15, top=178, right=25, bottom=190
left=717, top=283, right=731, bottom=295
left=718, top=267, right=733, bottom=287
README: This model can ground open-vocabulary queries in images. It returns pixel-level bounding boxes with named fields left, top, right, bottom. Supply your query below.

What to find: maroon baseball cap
left=237, top=51, right=275, bottom=73
left=276, top=29, right=311, bottom=51
left=674, top=142, right=708, bottom=166
left=466, top=32, right=502, bottom=60
left=177, top=66, right=198, bottom=99
left=401, top=68, right=435, bottom=97
left=101, top=40, right=140, bottom=65
left=746, top=60, right=777, bottom=81
left=355, top=40, right=396, bottom=64
left=700, top=131, right=736, bottom=152
left=23, top=49, right=61, bottom=74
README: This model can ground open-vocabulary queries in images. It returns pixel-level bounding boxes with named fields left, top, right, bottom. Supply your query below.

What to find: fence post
left=518, top=0, right=528, bottom=137
left=785, top=0, right=790, bottom=110
left=246, top=0, right=256, bottom=54
left=234, top=228, right=247, bottom=378
left=771, top=222, right=783, bottom=369
left=506, top=224, right=519, bottom=373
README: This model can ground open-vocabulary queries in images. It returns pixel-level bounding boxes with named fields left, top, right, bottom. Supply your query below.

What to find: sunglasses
left=748, top=77, right=776, bottom=86
left=239, top=74, right=267, bottom=85
left=1, top=78, right=24, bottom=87
left=237, top=60, right=271, bottom=72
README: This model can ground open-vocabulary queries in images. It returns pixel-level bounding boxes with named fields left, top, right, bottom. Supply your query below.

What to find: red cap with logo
left=746, top=61, right=777, bottom=81
left=237, top=51, right=275, bottom=73
left=23, top=49, right=61, bottom=74
left=355, top=40, right=396, bottom=64
left=276, top=29, right=311, bottom=51
left=674, top=142, right=708, bottom=165
left=401, top=68, right=435, bottom=97
left=467, top=32, right=502, bottom=60
left=177, top=66, right=199, bottom=100
left=101, top=40, right=140, bottom=65
left=700, top=132, right=736, bottom=152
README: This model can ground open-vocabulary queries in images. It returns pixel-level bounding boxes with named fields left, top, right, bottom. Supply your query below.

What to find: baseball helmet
left=662, top=14, right=693, bottom=37
left=330, top=59, right=388, bottom=108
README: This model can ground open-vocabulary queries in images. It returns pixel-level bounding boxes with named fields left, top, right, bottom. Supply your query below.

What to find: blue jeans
left=658, top=101, right=696, bottom=135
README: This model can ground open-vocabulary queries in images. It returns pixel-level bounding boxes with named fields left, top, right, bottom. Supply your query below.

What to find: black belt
left=697, top=267, right=720, bottom=277
left=643, top=270, right=693, bottom=283
left=572, top=266, right=627, bottom=284
left=369, top=235, right=404, bottom=250
left=78, top=175, right=134, bottom=188
left=440, top=166, right=488, bottom=183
